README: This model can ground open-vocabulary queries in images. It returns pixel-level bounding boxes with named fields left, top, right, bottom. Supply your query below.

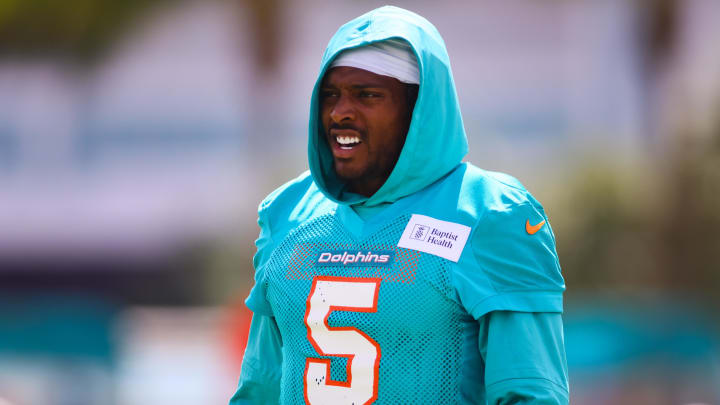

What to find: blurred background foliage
left=556, top=134, right=720, bottom=303
left=0, top=0, right=166, bottom=62
left=0, top=0, right=282, bottom=69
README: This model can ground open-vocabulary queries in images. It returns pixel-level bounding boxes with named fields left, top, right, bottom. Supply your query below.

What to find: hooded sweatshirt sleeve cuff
left=468, top=290, right=563, bottom=320
left=486, top=378, right=569, bottom=405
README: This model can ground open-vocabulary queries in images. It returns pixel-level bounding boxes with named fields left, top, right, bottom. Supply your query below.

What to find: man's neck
left=347, top=178, right=385, bottom=197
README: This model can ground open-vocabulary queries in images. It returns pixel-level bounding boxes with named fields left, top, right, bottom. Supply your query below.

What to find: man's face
left=320, top=66, right=415, bottom=197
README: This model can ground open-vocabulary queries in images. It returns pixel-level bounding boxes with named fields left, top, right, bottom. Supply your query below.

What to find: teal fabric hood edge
left=308, top=6, right=469, bottom=207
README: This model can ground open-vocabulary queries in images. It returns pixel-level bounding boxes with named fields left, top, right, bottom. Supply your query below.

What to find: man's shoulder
left=257, top=171, right=333, bottom=234
left=455, top=163, right=542, bottom=218
left=259, top=171, right=315, bottom=212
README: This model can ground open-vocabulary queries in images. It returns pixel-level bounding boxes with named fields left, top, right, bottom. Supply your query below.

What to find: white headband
left=329, top=38, right=420, bottom=84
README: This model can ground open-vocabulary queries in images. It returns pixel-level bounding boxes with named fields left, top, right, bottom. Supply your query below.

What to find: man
left=230, top=6, right=568, bottom=404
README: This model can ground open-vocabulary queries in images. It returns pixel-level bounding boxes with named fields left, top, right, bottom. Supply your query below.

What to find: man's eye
left=321, top=91, right=339, bottom=98
left=360, top=91, right=381, bottom=98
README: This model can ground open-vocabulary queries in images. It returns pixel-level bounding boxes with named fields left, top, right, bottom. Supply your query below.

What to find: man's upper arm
left=245, top=202, right=276, bottom=316
left=230, top=199, right=283, bottom=405
left=453, top=200, right=565, bottom=318
left=479, top=311, right=569, bottom=404
left=229, top=314, right=283, bottom=405
left=451, top=186, right=568, bottom=402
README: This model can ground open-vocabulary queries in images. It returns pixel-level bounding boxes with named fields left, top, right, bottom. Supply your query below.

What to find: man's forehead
left=321, top=66, right=403, bottom=88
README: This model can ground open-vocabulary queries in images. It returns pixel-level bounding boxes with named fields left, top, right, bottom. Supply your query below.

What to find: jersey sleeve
left=228, top=314, right=283, bottom=405
left=245, top=204, right=275, bottom=316
left=454, top=200, right=565, bottom=319
left=480, top=311, right=569, bottom=404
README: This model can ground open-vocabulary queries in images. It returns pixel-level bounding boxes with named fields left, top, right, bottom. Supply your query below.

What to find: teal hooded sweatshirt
left=231, top=6, right=568, bottom=405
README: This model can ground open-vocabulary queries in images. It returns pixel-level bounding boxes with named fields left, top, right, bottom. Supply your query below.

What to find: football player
left=230, top=6, right=568, bottom=404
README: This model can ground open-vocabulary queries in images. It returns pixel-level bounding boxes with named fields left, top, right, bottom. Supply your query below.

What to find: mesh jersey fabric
left=262, top=212, right=471, bottom=404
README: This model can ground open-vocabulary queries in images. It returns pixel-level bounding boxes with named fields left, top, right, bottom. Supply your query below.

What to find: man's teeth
left=336, top=136, right=361, bottom=145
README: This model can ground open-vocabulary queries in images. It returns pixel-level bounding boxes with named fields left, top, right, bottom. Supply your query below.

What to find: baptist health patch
left=397, top=214, right=471, bottom=262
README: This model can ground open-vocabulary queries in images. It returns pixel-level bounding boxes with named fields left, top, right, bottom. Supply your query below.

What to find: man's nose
left=329, top=94, right=355, bottom=123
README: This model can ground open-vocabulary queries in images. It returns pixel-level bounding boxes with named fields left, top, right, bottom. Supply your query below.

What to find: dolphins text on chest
left=316, top=250, right=396, bottom=266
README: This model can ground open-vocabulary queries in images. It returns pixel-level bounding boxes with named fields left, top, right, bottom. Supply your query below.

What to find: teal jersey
left=232, top=165, right=567, bottom=404
left=231, top=6, right=568, bottom=404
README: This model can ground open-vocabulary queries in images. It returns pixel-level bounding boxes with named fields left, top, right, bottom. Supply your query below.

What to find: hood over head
left=308, top=6, right=468, bottom=207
